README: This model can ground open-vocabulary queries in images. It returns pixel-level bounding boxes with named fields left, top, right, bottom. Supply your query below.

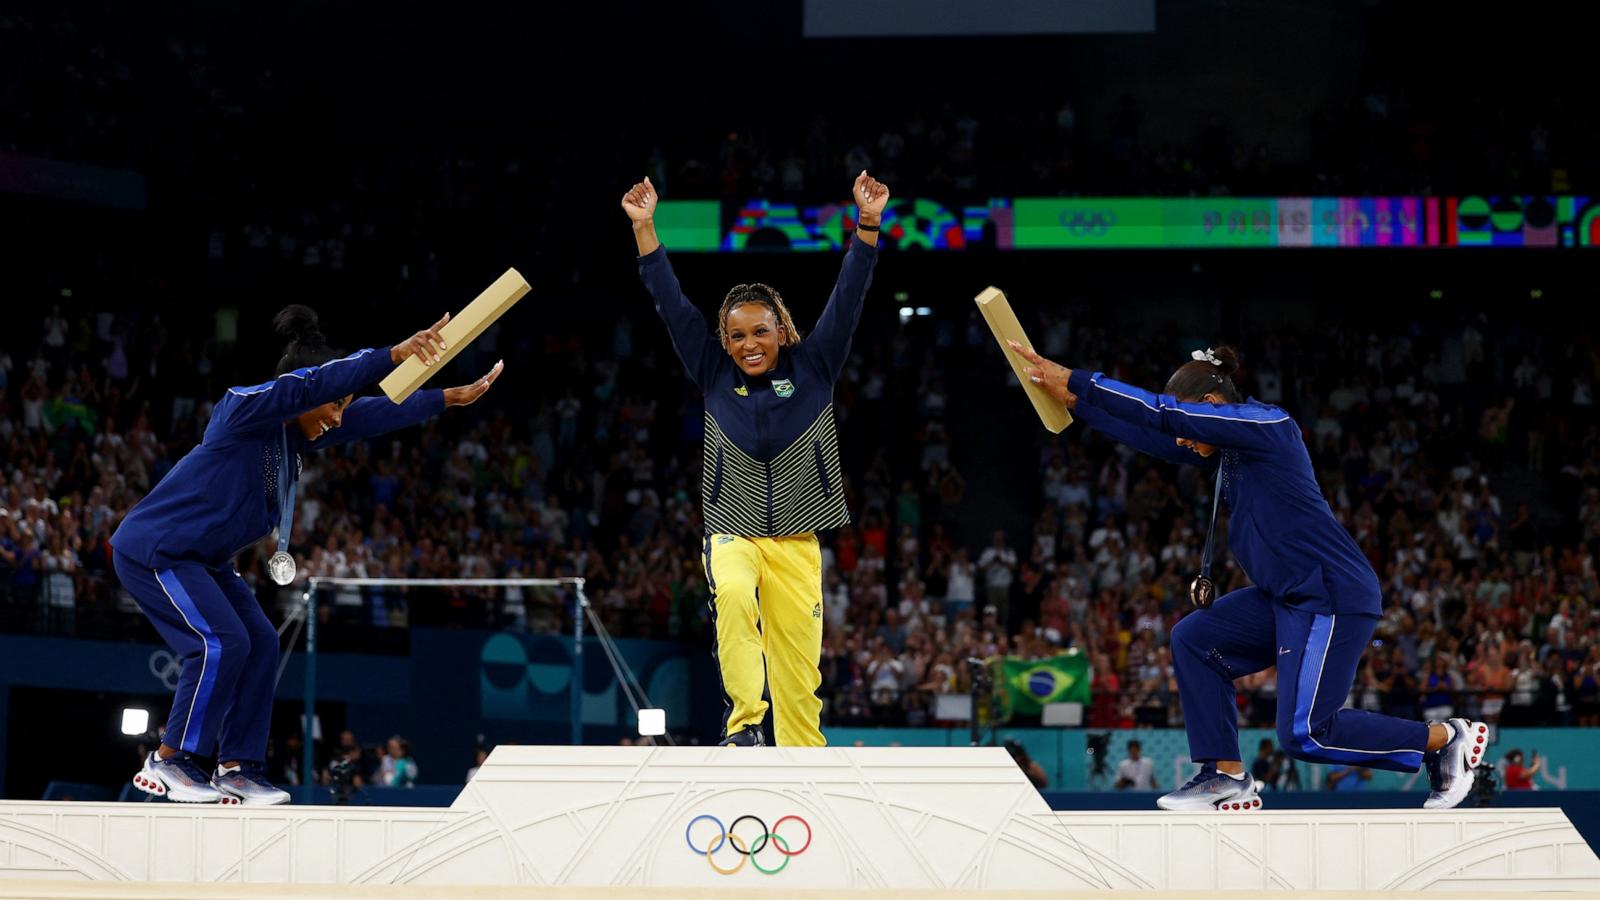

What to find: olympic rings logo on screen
left=684, top=813, right=813, bottom=876
left=1056, top=210, right=1117, bottom=236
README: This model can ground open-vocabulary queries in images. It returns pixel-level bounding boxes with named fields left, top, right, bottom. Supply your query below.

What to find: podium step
left=2, top=746, right=1595, bottom=892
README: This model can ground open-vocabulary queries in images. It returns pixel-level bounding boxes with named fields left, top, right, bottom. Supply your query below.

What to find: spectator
left=379, top=736, right=419, bottom=788
left=1005, top=739, right=1048, bottom=790
left=1325, top=765, right=1372, bottom=792
left=1250, top=739, right=1279, bottom=788
left=1501, top=749, right=1540, bottom=790
left=1115, top=739, right=1158, bottom=790
left=978, top=531, right=1017, bottom=625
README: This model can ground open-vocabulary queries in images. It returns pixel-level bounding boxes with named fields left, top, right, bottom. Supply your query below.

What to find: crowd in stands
left=4, top=275, right=1598, bottom=734
left=4, top=9, right=1598, bottom=747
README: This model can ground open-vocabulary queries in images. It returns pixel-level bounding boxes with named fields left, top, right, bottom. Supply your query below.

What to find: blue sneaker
left=132, top=752, right=223, bottom=804
left=1157, top=766, right=1262, bottom=811
left=213, top=762, right=291, bottom=806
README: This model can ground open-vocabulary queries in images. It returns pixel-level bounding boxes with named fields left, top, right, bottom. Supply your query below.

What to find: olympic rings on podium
left=684, top=813, right=813, bottom=875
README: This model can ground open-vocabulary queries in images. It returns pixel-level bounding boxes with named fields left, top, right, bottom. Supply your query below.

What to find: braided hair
left=272, top=305, right=344, bottom=375
left=717, top=283, right=802, bottom=348
left=1164, top=345, right=1243, bottom=403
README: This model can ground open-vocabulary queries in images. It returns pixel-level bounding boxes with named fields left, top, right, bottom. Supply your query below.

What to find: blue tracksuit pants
left=1170, top=586, right=1428, bottom=772
left=113, top=550, right=278, bottom=762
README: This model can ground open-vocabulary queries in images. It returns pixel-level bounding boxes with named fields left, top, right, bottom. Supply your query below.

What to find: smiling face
left=294, top=395, right=352, bottom=440
left=723, top=302, right=784, bottom=376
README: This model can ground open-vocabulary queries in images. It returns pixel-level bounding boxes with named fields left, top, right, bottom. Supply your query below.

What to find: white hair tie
left=1192, top=348, right=1222, bottom=367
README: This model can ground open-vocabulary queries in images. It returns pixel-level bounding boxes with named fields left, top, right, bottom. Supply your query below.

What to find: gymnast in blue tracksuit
left=1009, top=342, right=1486, bottom=811
left=110, top=305, right=503, bottom=804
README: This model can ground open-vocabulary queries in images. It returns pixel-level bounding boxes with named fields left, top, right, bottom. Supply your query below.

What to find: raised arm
left=312, top=391, right=444, bottom=450
left=1072, top=403, right=1219, bottom=469
left=312, top=360, right=503, bottom=450
left=1006, top=341, right=1296, bottom=454
left=1066, top=370, right=1297, bottom=453
left=808, top=171, right=886, bottom=382
left=215, top=314, right=456, bottom=434
left=215, top=347, right=395, bottom=433
left=622, top=177, right=719, bottom=387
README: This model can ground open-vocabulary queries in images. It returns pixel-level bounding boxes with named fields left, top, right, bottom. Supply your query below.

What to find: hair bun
left=1210, top=345, right=1240, bottom=377
left=273, top=304, right=325, bottom=346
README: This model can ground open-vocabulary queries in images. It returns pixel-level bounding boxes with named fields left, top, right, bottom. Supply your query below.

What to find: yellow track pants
left=702, top=532, right=825, bottom=747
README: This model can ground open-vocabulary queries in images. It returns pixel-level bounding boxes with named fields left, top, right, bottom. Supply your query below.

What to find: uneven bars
left=298, top=575, right=593, bottom=760
left=306, top=577, right=585, bottom=588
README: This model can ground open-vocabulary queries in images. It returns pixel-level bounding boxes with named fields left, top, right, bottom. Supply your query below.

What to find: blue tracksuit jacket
left=112, top=347, right=444, bottom=568
left=1067, top=369, right=1380, bottom=616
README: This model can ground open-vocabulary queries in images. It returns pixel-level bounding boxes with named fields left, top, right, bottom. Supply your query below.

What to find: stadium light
left=637, top=708, right=666, bottom=737
left=121, top=708, right=150, bottom=736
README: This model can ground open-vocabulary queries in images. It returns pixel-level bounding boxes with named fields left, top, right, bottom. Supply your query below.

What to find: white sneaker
left=212, top=763, right=291, bottom=806
left=1156, top=767, right=1263, bottom=812
left=132, top=752, right=225, bottom=804
left=1423, top=718, right=1488, bottom=810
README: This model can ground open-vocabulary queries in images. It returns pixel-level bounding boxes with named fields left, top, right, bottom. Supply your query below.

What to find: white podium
left=2, top=746, right=1596, bottom=892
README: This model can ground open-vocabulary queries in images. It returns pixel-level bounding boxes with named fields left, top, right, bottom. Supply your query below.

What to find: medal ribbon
left=1198, top=461, right=1224, bottom=580
left=277, top=427, right=297, bottom=555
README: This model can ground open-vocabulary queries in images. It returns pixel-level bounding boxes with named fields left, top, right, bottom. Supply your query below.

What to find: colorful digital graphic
left=653, top=195, right=1597, bottom=251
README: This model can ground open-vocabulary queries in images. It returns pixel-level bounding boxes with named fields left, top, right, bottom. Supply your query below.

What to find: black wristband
left=857, top=221, right=880, bottom=233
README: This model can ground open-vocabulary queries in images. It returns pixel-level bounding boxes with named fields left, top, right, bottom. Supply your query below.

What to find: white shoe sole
left=132, top=769, right=227, bottom=804
left=214, top=786, right=291, bottom=806
left=1156, top=793, right=1263, bottom=811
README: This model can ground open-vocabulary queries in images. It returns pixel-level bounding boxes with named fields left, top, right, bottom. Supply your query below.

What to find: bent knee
left=214, top=630, right=254, bottom=664
left=1276, top=722, right=1331, bottom=764
left=1169, top=615, right=1202, bottom=650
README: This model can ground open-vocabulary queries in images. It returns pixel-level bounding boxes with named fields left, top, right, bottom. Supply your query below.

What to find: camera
left=328, top=755, right=360, bottom=804
left=1469, top=761, right=1498, bottom=807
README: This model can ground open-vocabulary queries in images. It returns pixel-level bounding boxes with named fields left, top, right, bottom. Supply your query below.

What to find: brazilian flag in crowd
left=996, top=651, right=1090, bottom=716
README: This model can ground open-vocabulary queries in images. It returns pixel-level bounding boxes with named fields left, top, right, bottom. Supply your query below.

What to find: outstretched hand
left=621, top=177, right=658, bottom=224
left=392, top=313, right=450, bottom=366
left=444, top=360, right=504, bottom=407
left=1007, top=340, right=1077, bottom=408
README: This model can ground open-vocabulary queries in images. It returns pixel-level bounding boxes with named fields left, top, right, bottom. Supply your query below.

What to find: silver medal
left=268, top=551, right=297, bottom=586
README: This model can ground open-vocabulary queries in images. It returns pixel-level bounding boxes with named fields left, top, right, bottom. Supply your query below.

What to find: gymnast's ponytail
left=1164, top=345, right=1243, bottom=403
left=273, top=305, right=344, bottom=375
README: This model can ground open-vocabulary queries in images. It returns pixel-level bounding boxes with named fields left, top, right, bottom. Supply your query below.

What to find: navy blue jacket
left=639, top=237, right=877, bottom=536
left=1068, top=369, right=1381, bottom=616
left=112, top=347, right=444, bottom=569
